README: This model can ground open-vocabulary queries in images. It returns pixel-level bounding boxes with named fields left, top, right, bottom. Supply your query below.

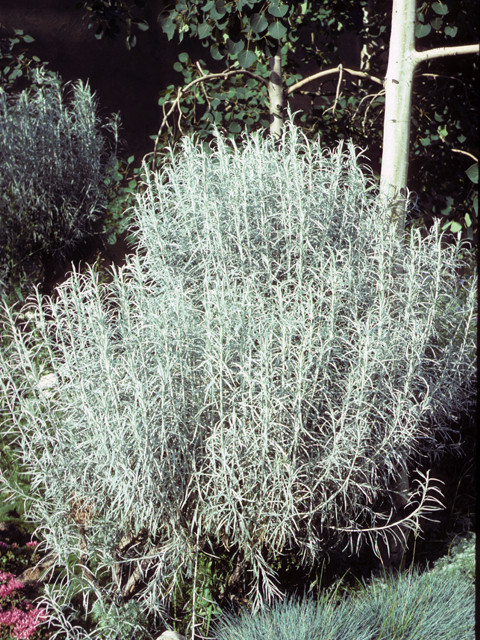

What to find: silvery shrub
left=0, top=118, right=476, bottom=638
left=0, top=65, right=120, bottom=299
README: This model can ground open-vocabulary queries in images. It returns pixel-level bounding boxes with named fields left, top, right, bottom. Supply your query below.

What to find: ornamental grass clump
left=0, top=119, right=476, bottom=638
left=212, top=562, right=475, bottom=640
left=0, top=65, right=120, bottom=300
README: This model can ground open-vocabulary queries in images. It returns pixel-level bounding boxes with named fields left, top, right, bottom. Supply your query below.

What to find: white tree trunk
left=268, top=46, right=285, bottom=139
left=380, top=0, right=479, bottom=237
left=380, top=0, right=416, bottom=238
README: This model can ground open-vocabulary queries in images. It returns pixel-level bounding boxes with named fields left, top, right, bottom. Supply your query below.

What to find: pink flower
left=0, top=541, right=8, bottom=548
left=0, top=574, right=25, bottom=599
left=0, top=604, right=48, bottom=639
left=25, top=542, right=38, bottom=548
left=0, top=572, right=48, bottom=639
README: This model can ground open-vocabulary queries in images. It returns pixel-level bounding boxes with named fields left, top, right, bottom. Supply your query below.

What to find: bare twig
left=152, top=68, right=269, bottom=160
left=324, top=64, right=343, bottom=116
left=362, top=89, right=386, bottom=133
left=451, top=149, right=478, bottom=163
left=287, top=65, right=383, bottom=94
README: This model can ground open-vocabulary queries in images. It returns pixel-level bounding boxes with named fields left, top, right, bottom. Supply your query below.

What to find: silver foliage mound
left=0, top=118, right=476, bottom=638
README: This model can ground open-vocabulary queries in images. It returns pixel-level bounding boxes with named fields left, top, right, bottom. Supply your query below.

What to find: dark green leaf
left=465, top=163, right=478, bottom=184
left=236, top=0, right=251, bottom=10
left=23, top=35, right=35, bottom=43
left=158, top=14, right=177, bottom=41
left=178, top=52, right=189, bottom=62
left=198, top=22, right=212, bottom=39
left=202, top=0, right=215, bottom=10
left=210, top=44, right=225, bottom=60
left=445, top=26, right=457, bottom=37
left=430, top=16, right=443, bottom=30
left=229, top=121, right=242, bottom=133
left=211, top=0, right=227, bottom=20
left=432, top=1, right=449, bottom=15
left=268, top=21, right=287, bottom=39
left=415, top=23, right=431, bottom=37
left=227, top=38, right=245, bottom=55
left=173, top=62, right=183, bottom=72
left=136, top=21, right=149, bottom=31
left=238, top=49, right=257, bottom=68
left=268, top=2, right=289, bottom=18
left=464, top=212, right=472, bottom=227
left=250, top=13, right=269, bottom=34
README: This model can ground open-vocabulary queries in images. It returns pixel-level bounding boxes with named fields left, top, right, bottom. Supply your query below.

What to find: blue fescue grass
left=212, top=548, right=475, bottom=640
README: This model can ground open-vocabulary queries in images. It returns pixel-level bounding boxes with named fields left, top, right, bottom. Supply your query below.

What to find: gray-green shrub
left=0, top=65, right=120, bottom=300
left=0, top=118, right=476, bottom=639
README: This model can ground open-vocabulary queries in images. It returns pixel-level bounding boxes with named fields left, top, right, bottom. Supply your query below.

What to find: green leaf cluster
left=0, top=23, right=57, bottom=91
left=157, top=1, right=313, bottom=67
left=75, top=0, right=149, bottom=50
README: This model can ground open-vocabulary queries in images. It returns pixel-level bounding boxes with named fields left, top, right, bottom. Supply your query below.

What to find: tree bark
left=268, top=46, right=285, bottom=139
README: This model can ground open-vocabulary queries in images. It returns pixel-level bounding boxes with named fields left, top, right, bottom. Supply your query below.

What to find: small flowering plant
left=0, top=541, right=49, bottom=640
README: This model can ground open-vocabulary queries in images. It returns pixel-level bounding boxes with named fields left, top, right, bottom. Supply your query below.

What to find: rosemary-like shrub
left=0, top=65, right=120, bottom=299
left=0, top=119, right=476, bottom=638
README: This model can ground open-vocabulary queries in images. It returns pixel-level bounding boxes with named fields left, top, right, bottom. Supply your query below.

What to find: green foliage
left=431, top=531, right=475, bottom=584
left=0, top=23, right=55, bottom=92
left=75, top=0, right=149, bottom=50
left=86, top=599, right=152, bottom=639
left=170, top=549, right=230, bottom=638
left=101, top=155, right=145, bottom=246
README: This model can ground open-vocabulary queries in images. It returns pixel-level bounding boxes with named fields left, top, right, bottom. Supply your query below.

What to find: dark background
left=0, top=0, right=362, bottom=166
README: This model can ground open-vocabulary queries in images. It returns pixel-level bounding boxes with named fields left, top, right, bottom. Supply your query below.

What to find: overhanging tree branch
left=412, top=43, right=480, bottom=65
left=288, top=65, right=383, bottom=94
left=152, top=68, right=269, bottom=159
left=150, top=64, right=384, bottom=163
